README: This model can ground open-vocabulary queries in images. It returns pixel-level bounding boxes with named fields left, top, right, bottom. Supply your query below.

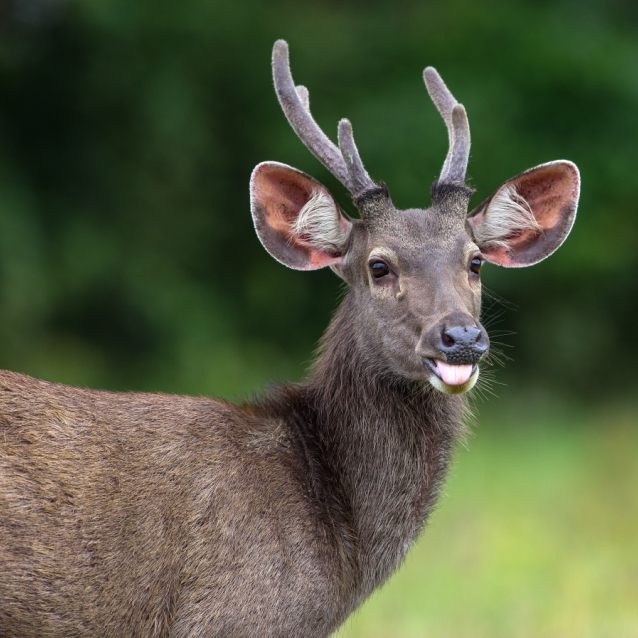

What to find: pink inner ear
left=472, top=160, right=580, bottom=268
left=255, top=166, right=313, bottom=235
left=251, top=162, right=346, bottom=270
left=514, top=163, right=577, bottom=231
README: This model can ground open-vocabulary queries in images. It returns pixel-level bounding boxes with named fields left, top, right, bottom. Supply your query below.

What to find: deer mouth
left=423, top=358, right=478, bottom=394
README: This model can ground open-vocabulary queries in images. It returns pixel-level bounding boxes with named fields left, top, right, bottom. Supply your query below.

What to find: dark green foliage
left=0, top=0, right=636, bottom=399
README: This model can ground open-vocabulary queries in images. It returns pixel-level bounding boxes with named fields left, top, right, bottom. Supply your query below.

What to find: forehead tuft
left=430, top=182, right=475, bottom=217
left=353, top=183, right=393, bottom=226
left=352, top=181, right=476, bottom=253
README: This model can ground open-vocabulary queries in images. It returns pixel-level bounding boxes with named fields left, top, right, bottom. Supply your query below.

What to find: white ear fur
left=472, top=184, right=542, bottom=250
left=292, top=189, right=350, bottom=253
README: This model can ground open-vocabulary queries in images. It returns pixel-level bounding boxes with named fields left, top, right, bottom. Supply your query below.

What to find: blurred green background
left=0, top=0, right=637, bottom=636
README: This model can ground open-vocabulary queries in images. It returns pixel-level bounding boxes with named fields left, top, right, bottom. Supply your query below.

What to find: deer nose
left=439, top=325, right=488, bottom=365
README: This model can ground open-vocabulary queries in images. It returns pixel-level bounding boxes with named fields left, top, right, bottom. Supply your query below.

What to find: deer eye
left=470, top=257, right=482, bottom=275
left=369, top=260, right=391, bottom=279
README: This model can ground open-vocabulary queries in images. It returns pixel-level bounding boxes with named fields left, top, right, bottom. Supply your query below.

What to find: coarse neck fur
left=254, top=290, right=469, bottom=611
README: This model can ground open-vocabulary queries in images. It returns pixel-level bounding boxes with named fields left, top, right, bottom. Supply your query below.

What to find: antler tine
left=445, top=105, right=470, bottom=183
left=272, top=40, right=350, bottom=189
left=338, top=119, right=376, bottom=195
left=295, top=85, right=310, bottom=111
left=423, top=67, right=456, bottom=128
left=423, top=66, right=471, bottom=184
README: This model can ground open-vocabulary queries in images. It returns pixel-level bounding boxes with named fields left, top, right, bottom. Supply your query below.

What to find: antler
left=423, top=67, right=471, bottom=184
left=272, top=40, right=376, bottom=196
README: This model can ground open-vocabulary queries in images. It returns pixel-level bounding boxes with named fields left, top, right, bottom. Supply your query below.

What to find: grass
left=336, top=398, right=638, bottom=638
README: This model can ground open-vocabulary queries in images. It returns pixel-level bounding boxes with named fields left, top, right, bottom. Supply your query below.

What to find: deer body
left=0, top=315, right=462, bottom=637
left=0, top=40, right=580, bottom=637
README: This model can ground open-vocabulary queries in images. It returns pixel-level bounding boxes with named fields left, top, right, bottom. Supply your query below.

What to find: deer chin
left=423, top=359, right=479, bottom=395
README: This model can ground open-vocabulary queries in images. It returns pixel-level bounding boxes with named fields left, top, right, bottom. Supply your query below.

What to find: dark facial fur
left=340, top=184, right=486, bottom=386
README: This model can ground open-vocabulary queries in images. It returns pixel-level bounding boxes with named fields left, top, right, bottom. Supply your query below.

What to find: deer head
left=251, top=40, right=580, bottom=395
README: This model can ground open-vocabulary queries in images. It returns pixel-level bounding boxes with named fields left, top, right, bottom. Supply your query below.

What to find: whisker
left=481, top=285, right=517, bottom=310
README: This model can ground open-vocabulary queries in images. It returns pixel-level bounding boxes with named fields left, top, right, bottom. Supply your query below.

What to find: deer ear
left=468, top=160, right=580, bottom=267
left=250, top=162, right=352, bottom=270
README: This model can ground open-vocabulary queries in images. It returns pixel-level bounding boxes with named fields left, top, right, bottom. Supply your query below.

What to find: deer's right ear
left=250, top=162, right=352, bottom=270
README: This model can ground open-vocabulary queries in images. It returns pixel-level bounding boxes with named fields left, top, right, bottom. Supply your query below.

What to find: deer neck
left=299, top=292, right=468, bottom=596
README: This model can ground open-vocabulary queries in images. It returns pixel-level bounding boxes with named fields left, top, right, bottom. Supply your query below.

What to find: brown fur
left=0, top=293, right=466, bottom=637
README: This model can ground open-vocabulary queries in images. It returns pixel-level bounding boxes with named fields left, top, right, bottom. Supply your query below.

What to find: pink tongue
left=436, top=360, right=473, bottom=386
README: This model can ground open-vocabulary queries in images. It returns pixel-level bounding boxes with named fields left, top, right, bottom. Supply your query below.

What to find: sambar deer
left=0, top=40, right=579, bottom=637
